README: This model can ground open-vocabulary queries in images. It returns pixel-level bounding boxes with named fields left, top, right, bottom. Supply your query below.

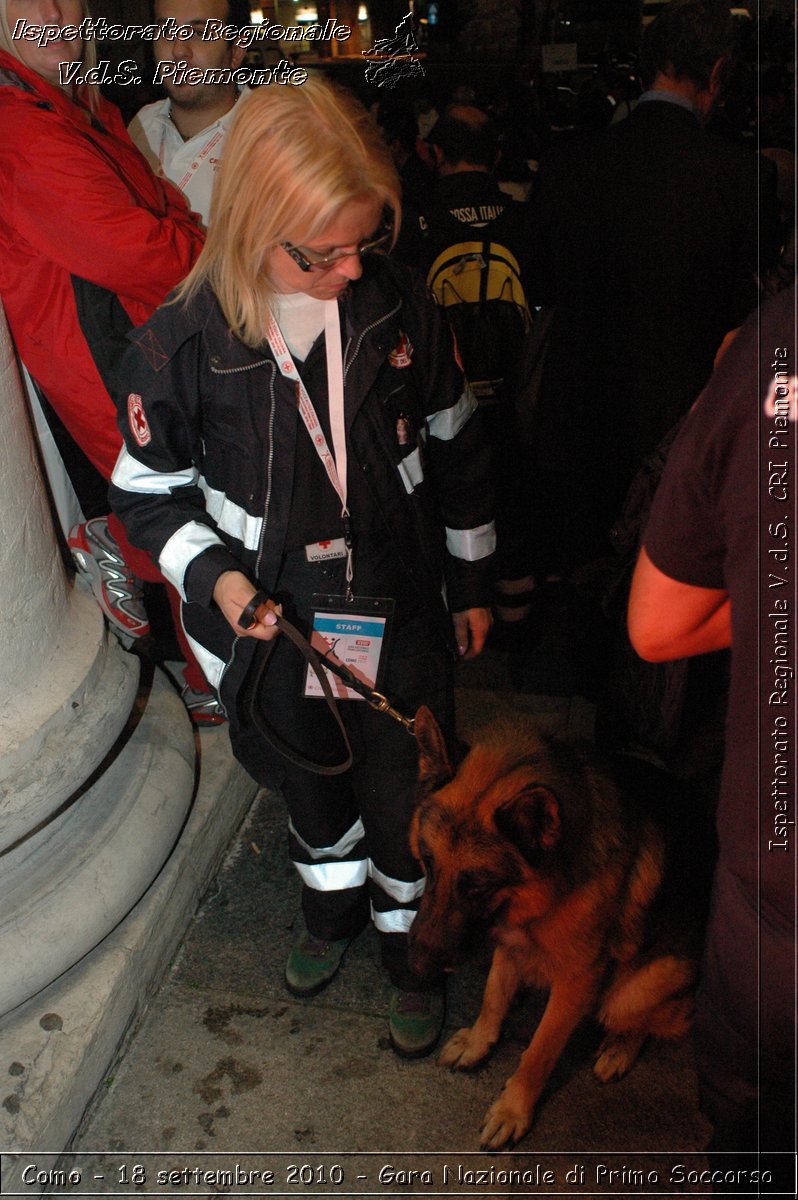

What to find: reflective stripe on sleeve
left=369, top=863, right=425, bottom=904
left=111, top=445, right=198, bottom=494
left=184, top=630, right=226, bottom=691
left=199, top=477, right=263, bottom=551
left=159, top=520, right=226, bottom=598
left=397, top=447, right=424, bottom=494
left=445, top=521, right=496, bottom=562
left=426, top=387, right=477, bottom=442
left=372, top=906, right=416, bottom=934
left=293, top=859, right=369, bottom=892
left=289, top=817, right=365, bottom=862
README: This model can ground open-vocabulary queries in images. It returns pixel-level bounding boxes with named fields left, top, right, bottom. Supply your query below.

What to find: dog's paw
left=593, top=1031, right=645, bottom=1083
left=438, top=1027, right=493, bottom=1070
left=479, top=1087, right=533, bottom=1151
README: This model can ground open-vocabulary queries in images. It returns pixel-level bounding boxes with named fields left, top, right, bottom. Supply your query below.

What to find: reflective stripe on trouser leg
left=288, top=816, right=368, bottom=892
left=369, top=861, right=425, bottom=934
left=295, top=859, right=369, bottom=891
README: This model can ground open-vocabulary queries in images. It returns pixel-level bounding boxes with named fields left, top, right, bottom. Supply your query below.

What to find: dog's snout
left=407, top=932, right=438, bottom=980
left=408, top=918, right=450, bottom=980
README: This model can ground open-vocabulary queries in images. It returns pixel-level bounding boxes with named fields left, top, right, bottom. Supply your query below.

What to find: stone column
left=0, top=301, right=196, bottom=1017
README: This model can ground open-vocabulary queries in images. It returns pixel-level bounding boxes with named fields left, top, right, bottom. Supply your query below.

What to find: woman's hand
left=213, top=571, right=282, bottom=640
left=452, top=607, right=493, bottom=660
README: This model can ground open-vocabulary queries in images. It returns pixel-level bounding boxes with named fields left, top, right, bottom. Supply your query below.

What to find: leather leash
left=241, top=590, right=416, bottom=776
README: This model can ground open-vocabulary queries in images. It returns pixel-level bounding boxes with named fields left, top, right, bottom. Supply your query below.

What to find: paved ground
left=69, top=648, right=712, bottom=1198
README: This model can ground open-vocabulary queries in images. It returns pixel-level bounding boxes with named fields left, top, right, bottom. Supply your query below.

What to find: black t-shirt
left=417, top=170, right=535, bottom=289
left=644, top=284, right=795, bottom=925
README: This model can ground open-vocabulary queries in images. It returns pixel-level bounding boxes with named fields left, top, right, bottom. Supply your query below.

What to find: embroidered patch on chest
left=128, top=393, right=152, bottom=447
left=388, top=331, right=414, bottom=368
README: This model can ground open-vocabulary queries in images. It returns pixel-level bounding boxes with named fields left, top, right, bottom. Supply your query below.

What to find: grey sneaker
left=180, top=684, right=226, bottom=727
left=68, top=517, right=149, bottom=641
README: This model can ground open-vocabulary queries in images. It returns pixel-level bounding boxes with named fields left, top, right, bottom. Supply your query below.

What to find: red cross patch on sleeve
left=128, top=393, right=152, bottom=447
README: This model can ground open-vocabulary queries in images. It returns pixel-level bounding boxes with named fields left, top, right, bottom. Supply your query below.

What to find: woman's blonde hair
left=0, top=0, right=98, bottom=108
left=177, top=75, right=402, bottom=348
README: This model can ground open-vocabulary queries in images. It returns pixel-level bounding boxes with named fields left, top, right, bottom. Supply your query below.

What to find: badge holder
left=304, top=594, right=394, bottom=700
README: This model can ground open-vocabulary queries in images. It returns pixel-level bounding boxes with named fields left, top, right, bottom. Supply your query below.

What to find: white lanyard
left=266, top=300, right=354, bottom=594
left=159, top=125, right=224, bottom=193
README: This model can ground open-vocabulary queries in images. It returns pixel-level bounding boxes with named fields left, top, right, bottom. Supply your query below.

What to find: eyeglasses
left=280, top=229, right=393, bottom=273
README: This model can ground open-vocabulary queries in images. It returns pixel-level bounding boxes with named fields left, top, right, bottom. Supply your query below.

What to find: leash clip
left=367, top=690, right=416, bottom=735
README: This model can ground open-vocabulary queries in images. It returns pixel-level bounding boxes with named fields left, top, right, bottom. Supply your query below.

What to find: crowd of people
left=0, top=0, right=793, bottom=1180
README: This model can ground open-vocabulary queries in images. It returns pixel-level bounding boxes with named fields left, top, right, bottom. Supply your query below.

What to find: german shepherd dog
left=408, top=707, right=713, bottom=1150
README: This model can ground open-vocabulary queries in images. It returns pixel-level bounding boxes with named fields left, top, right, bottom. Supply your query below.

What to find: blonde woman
left=111, top=76, right=495, bottom=1057
left=0, top=0, right=216, bottom=715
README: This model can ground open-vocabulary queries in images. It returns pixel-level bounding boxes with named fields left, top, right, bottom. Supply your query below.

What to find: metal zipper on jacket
left=215, top=361, right=277, bottom=702
left=253, top=365, right=278, bottom=583
left=209, top=355, right=270, bottom=376
left=344, top=299, right=401, bottom=380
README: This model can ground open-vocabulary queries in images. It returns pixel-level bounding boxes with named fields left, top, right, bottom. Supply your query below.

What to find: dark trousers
left=693, top=863, right=795, bottom=1192
left=234, top=550, right=454, bottom=990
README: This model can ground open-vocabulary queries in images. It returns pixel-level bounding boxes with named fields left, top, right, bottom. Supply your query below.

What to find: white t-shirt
left=128, top=88, right=249, bottom=228
left=270, top=292, right=327, bottom=362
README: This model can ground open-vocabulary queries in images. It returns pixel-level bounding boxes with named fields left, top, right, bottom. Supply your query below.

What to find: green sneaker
left=284, top=932, right=353, bottom=998
left=388, top=989, right=446, bottom=1058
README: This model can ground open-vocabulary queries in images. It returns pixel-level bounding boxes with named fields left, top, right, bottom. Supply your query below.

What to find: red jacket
left=0, top=51, right=205, bottom=479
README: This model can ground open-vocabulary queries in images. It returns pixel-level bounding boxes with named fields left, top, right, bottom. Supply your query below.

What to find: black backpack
left=426, top=238, right=532, bottom=400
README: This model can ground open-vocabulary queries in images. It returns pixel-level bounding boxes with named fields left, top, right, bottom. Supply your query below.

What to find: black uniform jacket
left=110, top=255, right=495, bottom=715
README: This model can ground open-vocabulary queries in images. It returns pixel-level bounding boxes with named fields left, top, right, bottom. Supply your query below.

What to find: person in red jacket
left=0, top=0, right=219, bottom=721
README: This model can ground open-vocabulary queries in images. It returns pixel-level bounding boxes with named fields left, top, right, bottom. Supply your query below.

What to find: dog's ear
left=494, top=786, right=561, bottom=863
left=415, top=705, right=455, bottom=786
